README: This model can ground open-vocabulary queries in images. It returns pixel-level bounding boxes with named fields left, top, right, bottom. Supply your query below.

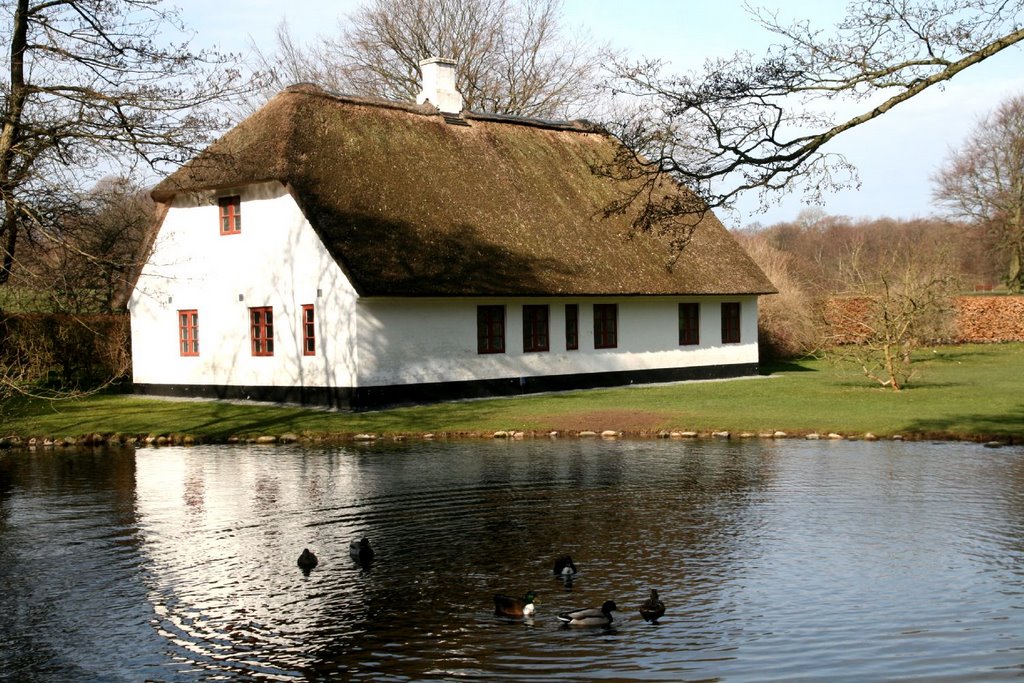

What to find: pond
left=1, top=438, right=1023, bottom=682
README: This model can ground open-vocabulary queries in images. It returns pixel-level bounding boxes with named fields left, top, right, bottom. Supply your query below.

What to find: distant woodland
left=735, top=211, right=1011, bottom=362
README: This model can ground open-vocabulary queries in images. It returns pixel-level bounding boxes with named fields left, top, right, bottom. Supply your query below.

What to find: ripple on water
left=1, top=440, right=1023, bottom=681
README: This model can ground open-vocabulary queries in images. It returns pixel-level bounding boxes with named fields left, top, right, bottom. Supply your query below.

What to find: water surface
left=1, top=438, right=1023, bottom=681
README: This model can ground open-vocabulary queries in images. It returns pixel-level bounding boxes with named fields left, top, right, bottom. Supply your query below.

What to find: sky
left=170, top=0, right=1024, bottom=228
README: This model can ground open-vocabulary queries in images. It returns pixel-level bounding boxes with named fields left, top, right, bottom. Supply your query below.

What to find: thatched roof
left=153, top=84, right=775, bottom=297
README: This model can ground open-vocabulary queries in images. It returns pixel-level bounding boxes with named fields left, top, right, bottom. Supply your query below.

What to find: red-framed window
left=679, top=302, right=700, bottom=345
left=301, top=304, right=315, bottom=356
left=721, top=302, right=741, bottom=344
left=250, top=306, right=274, bottom=356
left=593, top=303, right=618, bottom=349
left=178, top=309, right=199, bottom=356
left=477, top=305, right=505, bottom=354
left=565, top=303, right=578, bottom=351
left=219, top=195, right=241, bottom=235
left=523, top=305, right=549, bottom=352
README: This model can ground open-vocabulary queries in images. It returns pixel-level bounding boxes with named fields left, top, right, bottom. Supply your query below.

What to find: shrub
left=0, top=312, right=130, bottom=399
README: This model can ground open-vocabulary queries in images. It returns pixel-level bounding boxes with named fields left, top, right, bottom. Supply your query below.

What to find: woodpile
left=954, top=296, right=1024, bottom=342
left=823, top=297, right=873, bottom=344
left=825, top=296, right=1024, bottom=344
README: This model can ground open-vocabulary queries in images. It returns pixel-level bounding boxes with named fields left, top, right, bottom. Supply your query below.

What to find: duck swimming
left=553, top=555, right=577, bottom=578
left=297, top=548, right=318, bottom=572
left=557, top=600, right=618, bottom=627
left=493, top=591, right=539, bottom=618
left=350, top=537, right=374, bottom=564
left=639, top=589, right=666, bottom=623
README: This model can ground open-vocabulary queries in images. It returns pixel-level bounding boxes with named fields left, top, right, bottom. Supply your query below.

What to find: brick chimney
left=416, top=57, right=463, bottom=114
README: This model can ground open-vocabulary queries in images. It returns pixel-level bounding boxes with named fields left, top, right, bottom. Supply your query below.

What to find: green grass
left=3, top=343, right=1023, bottom=442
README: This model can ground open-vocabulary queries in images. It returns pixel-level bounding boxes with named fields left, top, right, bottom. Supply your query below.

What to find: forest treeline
left=734, top=210, right=1006, bottom=361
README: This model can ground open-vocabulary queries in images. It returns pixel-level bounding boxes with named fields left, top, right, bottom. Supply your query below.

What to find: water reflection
left=1, top=439, right=1023, bottom=681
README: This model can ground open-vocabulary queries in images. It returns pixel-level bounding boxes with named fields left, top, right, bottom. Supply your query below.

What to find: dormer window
left=218, top=195, right=241, bottom=235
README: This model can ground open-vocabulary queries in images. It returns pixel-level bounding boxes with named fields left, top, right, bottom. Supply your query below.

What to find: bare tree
left=2, top=177, right=154, bottom=316
left=933, top=93, right=1024, bottom=293
left=43, top=178, right=156, bottom=314
left=0, top=0, right=247, bottom=289
left=246, top=21, right=351, bottom=99
left=738, top=213, right=990, bottom=360
left=0, top=0, right=248, bottom=400
left=248, top=0, right=605, bottom=119
left=603, top=0, right=1024, bottom=249
left=825, top=242, right=960, bottom=391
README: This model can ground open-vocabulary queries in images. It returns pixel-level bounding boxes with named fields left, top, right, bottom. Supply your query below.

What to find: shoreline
left=1, top=426, right=1017, bottom=451
left=4, top=344, right=1022, bottom=451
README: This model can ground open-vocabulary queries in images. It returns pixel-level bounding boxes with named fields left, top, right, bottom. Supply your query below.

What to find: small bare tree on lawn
left=826, top=244, right=960, bottom=391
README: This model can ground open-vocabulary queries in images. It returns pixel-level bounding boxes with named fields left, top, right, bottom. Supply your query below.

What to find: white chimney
left=416, top=57, right=463, bottom=114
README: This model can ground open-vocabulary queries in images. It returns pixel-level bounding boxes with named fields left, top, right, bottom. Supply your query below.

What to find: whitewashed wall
left=356, top=296, right=759, bottom=387
left=129, top=181, right=360, bottom=389
left=130, top=180, right=761, bottom=395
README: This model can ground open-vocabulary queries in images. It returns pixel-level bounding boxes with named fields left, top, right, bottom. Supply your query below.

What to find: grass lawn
left=3, top=343, right=1023, bottom=443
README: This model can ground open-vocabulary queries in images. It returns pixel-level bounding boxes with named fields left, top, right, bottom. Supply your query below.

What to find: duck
left=639, top=589, right=666, bottom=623
left=553, top=555, right=578, bottom=578
left=349, top=537, right=374, bottom=564
left=557, top=600, right=618, bottom=627
left=493, top=591, right=539, bottom=618
left=297, top=548, right=318, bottom=572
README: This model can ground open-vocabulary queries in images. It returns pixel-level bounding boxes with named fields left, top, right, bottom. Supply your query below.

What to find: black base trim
left=132, top=383, right=354, bottom=409
left=134, top=363, right=759, bottom=411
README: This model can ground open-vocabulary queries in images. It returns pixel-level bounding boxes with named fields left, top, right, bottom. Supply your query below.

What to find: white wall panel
left=356, top=297, right=759, bottom=387
left=129, top=182, right=360, bottom=388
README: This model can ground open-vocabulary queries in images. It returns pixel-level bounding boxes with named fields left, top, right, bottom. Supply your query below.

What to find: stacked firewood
left=954, top=296, right=1024, bottom=343
left=822, top=296, right=1024, bottom=345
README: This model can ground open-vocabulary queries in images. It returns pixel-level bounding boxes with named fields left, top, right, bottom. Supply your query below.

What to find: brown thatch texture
left=153, top=86, right=776, bottom=297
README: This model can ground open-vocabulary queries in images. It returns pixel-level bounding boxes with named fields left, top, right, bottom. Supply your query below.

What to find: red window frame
left=565, top=304, right=578, bottom=351
left=679, top=302, right=700, bottom=346
left=523, top=304, right=549, bottom=352
left=477, top=305, right=505, bottom=354
left=250, top=306, right=274, bottom=356
left=219, top=195, right=241, bottom=235
left=302, top=304, right=315, bottom=356
left=178, top=309, right=199, bottom=356
left=593, top=303, right=618, bottom=349
left=721, top=302, right=741, bottom=344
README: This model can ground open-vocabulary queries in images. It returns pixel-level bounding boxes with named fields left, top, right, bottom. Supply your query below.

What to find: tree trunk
left=0, top=0, right=29, bottom=285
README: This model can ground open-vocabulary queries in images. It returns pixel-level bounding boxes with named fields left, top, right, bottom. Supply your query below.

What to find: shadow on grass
left=760, top=359, right=817, bottom=375
left=921, top=347, right=997, bottom=363
left=900, top=403, right=1024, bottom=440
left=5, top=396, right=324, bottom=440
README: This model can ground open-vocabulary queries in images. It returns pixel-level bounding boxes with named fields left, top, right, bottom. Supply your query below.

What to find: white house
left=129, top=59, right=776, bottom=409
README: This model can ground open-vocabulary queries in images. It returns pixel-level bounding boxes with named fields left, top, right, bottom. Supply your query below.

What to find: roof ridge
left=280, top=82, right=606, bottom=134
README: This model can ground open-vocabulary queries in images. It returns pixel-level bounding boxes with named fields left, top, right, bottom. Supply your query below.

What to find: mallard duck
left=553, top=555, right=578, bottom=578
left=639, top=589, right=666, bottom=623
left=557, top=600, right=618, bottom=627
left=494, top=591, right=539, bottom=618
left=297, top=548, right=318, bottom=571
left=350, top=537, right=374, bottom=564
